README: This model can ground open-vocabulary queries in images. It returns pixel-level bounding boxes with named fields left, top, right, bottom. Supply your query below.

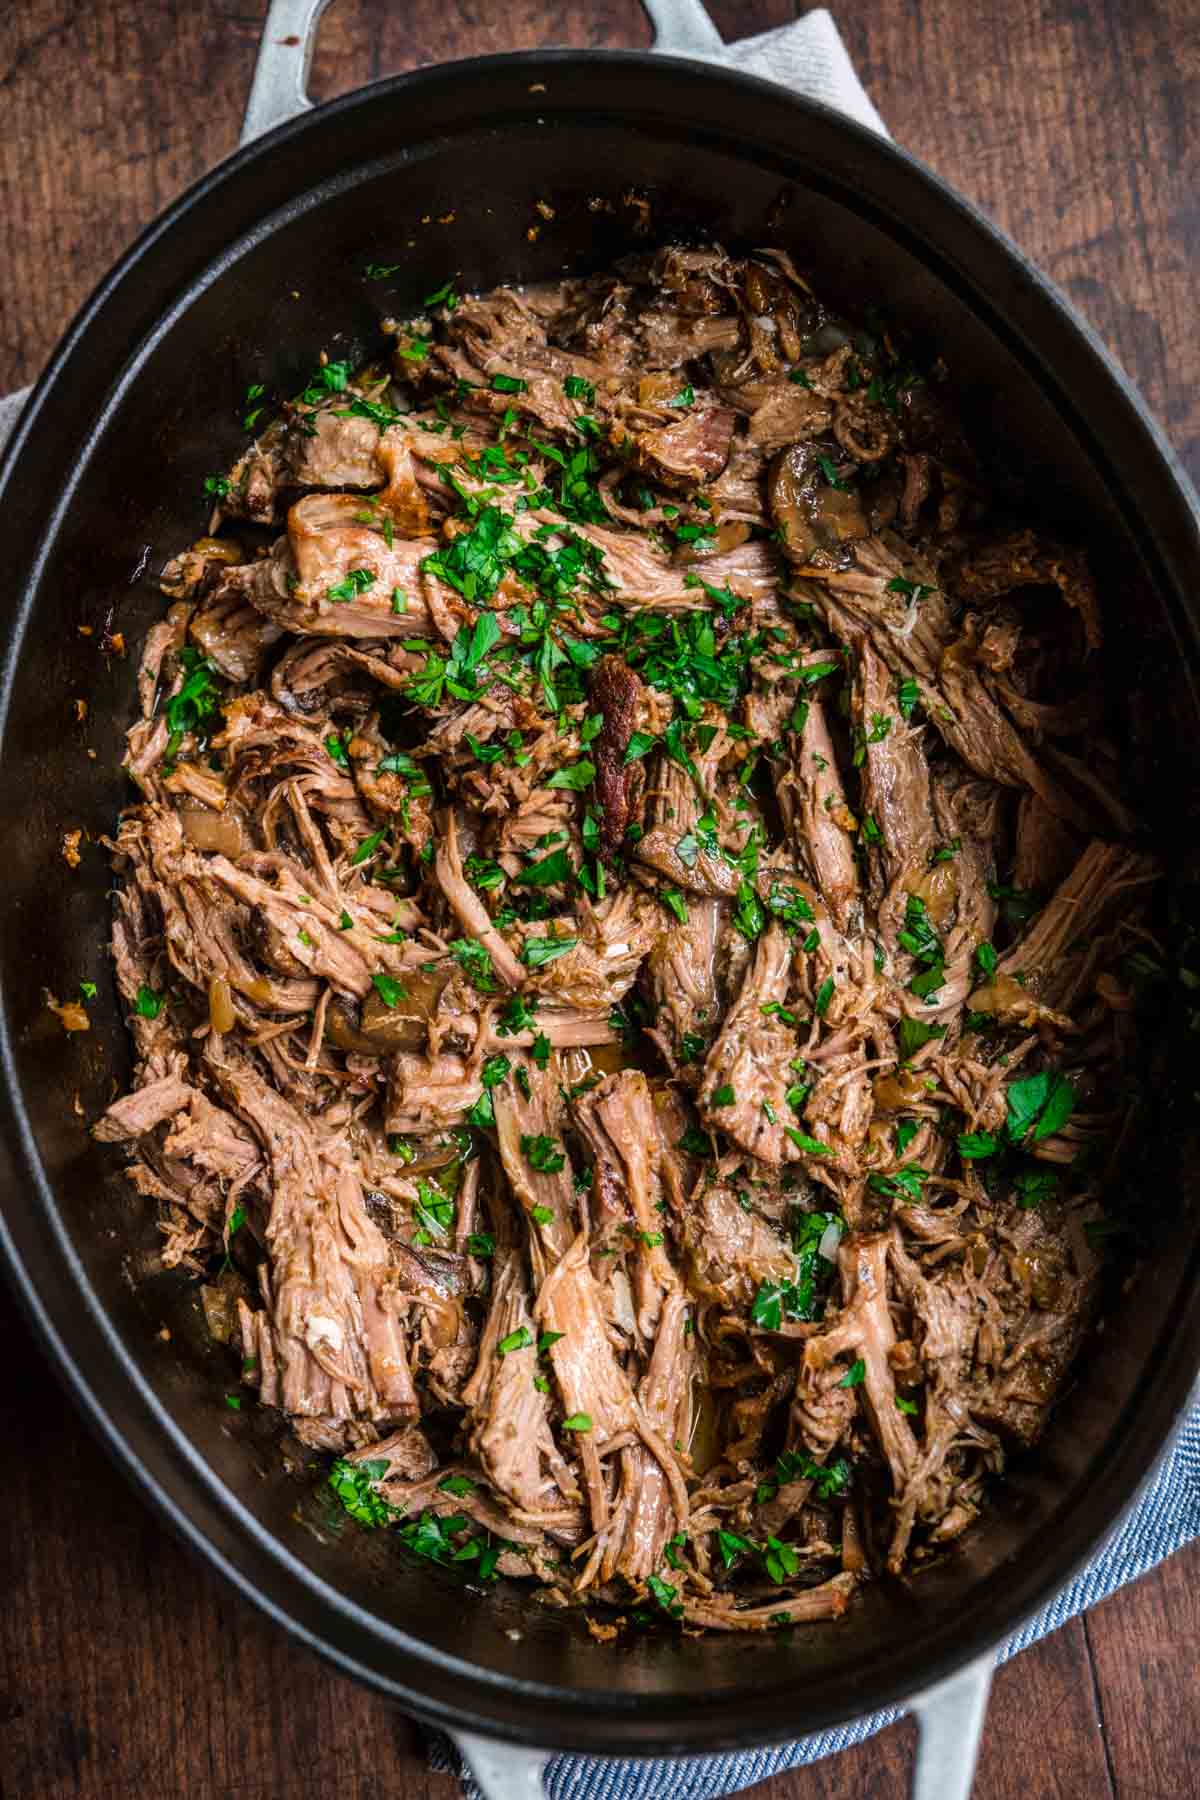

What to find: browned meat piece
left=725, top=379, right=833, bottom=454
left=853, top=633, right=935, bottom=947
left=807, top=536, right=1083, bottom=823
left=287, top=407, right=383, bottom=490
left=213, top=531, right=435, bottom=641
left=221, top=1062, right=418, bottom=1427
left=581, top=524, right=781, bottom=611
left=972, top=840, right=1159, bottom=1022
left=637, top=310, right=742, bottom=370
left=801, top=1233, right=918, bottom=1503
left=350, top=1423, right=436, bottom=1484
left=460, top=1253, right=580, bottom=1516
left=386, top=1053, right=482, bottom=1136
left=433, top=810, right=525, bottom=988
left=756, top=1381, right=858, bottom=1537
left=682, top=1574, right=856, bottom=1631
left=492, top=1057, right=577, bottom=1274
left=885, top=1236, right=1004, bottom=1570
left=628, top=406, right=737, bottom=490
left=189, top=583, right=284, bottom=684
left=699, top=922, right=809, bottom=1167
left=636, top=710, right=741, bottom=897
left=536, top=1230, right=689, bottom=1586
left=643, top=894, right=722, bottom=1080
left=898, top=451, right=933, bottom=530
left=886, top=769, right=998, bottom=1040
left=590, top=654, right=644, bottom=855
left=949, top=527, right=1102, bottom=652
left=161, top=1090, right=261, bottom=1190
left=683, top=1180, right=794, bottom=1307
left=519, top=888, right=663, bottom=1013
left=780, top=697, right=861, bottom=933
left=937, top=618, right=1084, bottom=824
left=94, top=1069, right=194, bottom=1141
left=572, top=1070, right=680, bottom=1343
left=609, top=1290, right=696, bottom=1583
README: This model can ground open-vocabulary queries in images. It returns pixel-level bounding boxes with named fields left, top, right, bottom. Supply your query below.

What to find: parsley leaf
left=371, top=974, right=408, bottom=1008
left=328, top=1457, right=397, bottom=1528
left=544, top=760, right=595, bottom=791
left=521, top=1133, right=565, bottom=1173
left=521, top=936, right=577, bottom=968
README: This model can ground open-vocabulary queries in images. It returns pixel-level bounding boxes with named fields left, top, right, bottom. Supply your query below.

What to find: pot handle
left=908, top=1651, right=993, bottom=1800
left=449, top=1656, right=993, bottom=1800
left=239, top=0, right=729, bottom=144
left=240, top=0, right=331, bottom=145
left=453, top=1730, right=549, bottom=1800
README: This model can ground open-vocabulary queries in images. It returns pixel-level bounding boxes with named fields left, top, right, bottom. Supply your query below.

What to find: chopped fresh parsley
left=766, top=884, right=815, bottom=933
left=623, top=730, right=658, bottom=765
left=958, top=1131, right=999, bottom=1160
left=424, top=278, right=460, bottom=309
left=134, top=979, right=162, bottom=1022
left=784, top=1126, right=831, bottom=1156
left=449, top=937, right=498, bottom=992
left=327, top=567, right=376, bottom=603
left=351, top=827, right=387, bottom=866
left=974, top=941, right=998, bottom=981
left=515, top=847, right=573, bottom=887
left=498, top=1326, right=534, bottom=1358
left=544, top=760, right=595, bottom=791
left=733, top=879, right=766, bottom=942
left=661, top=888, right=689, bottom=925
left=1015, top=1167, right=1059, bottom=1210
left=897, top=678, right=921, bottom=720
left=497, top=992, right=539, bottom=1036
left=370, top=973, right=408, bottom=1009
left=521, top=1133, right=566, bottom=1173
left=868, top=1166, right=928, bottom=1202
left=521, top=936, right=577, bottom=968
left=898, top=1016, right=946, bottom=1058
left=328, top=1457, right=396, bottom=1528
left=162, top=647, right=222, bottom=764
left=1005, top=1070, right=1076, bottom=1145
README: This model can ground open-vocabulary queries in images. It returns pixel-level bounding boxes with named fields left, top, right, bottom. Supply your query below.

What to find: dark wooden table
left=2, top=3, right=1198, bottom=1795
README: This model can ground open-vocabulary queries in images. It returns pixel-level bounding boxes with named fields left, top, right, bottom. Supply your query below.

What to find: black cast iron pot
left=2, top=2, right=1198, bottom=1795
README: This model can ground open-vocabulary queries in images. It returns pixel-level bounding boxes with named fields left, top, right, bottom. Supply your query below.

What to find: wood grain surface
left=1, top=3, right=1198, bottom=1797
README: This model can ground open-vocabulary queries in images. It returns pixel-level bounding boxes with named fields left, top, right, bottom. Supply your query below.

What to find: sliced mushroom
left=768, top=440, right=869, bottom=565
left=325, top=964, right=451, bottom=1056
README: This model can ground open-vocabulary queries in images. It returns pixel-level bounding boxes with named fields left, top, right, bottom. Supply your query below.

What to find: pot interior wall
left=2, top=57, right=1198, bottom=1750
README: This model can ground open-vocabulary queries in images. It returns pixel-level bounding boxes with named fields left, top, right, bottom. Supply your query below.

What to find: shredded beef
left=98, top=240, right=1158, bottom=1639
